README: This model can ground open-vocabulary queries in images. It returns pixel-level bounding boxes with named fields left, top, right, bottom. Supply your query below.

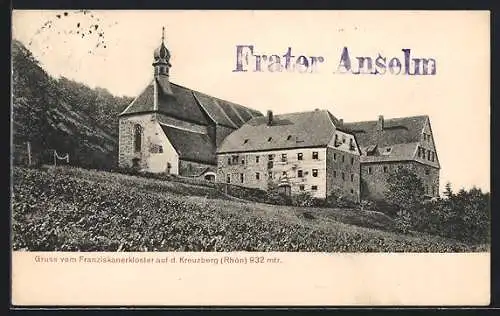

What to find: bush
left=291, top=192, right=316, bottom=207
left=413, top=188, right=490, bottom=244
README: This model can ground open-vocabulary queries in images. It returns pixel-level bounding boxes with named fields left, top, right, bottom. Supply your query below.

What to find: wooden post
left=26, top=141, right=31, bottom=166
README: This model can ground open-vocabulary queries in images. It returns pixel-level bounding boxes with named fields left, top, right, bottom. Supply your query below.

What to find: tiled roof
left=120, top=77, right=262, bottom=128
left=343, top=115, right=432, bottom=164
left=217, top=109, right=342, bottom=154
left=160, top=124, right=216, bottom=165
left=359, top=142, right=419, bottom=163
left=344, top=116, right=428, bottom=147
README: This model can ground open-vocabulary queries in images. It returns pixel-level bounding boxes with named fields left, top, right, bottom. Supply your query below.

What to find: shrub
left=291, top=192, right=316, bottom=207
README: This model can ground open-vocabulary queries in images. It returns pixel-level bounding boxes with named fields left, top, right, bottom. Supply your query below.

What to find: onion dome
left=153, top=27, right=170, bottom=61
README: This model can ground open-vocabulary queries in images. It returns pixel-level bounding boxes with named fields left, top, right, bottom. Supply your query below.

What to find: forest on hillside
left=11, top=39, right=133, bottom=169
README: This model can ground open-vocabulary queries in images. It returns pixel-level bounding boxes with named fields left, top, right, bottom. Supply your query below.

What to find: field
left=11, top=166, right=487, bottom=252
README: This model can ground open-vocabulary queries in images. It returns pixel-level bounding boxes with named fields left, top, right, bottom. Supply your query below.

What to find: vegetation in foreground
left=11, top=166, right=488, bottom=252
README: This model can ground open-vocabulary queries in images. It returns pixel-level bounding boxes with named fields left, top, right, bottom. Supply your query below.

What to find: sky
left=12, top=10, right=490, bottom=193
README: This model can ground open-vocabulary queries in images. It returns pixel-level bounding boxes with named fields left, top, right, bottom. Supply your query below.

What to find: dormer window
left=243, top=139, right=249, bottom=144
left=267, top=137, right=272, bottom=142
left=287, top=135, right=292, bottom=140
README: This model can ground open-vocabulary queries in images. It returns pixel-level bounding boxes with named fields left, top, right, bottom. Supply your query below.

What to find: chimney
left=338, top=118, right=344, bottom=127
left=377, top=115, right=384, bottom=131
left=267, top=110, right=273, bottom=126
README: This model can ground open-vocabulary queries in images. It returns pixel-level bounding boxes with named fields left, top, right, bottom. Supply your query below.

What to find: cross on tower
left=162, top=26, right=165, bottom=43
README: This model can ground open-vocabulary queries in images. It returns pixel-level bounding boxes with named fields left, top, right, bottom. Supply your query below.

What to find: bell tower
left=153, top=27, right=172, bottom=77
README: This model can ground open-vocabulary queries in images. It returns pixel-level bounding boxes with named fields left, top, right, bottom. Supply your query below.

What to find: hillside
left=11, top=166, right=485, bottom=252
left=11, top=39, right=133, bottom=169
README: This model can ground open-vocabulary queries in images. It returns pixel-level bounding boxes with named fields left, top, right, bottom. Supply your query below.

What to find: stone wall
left=179, top=159, right=216, bottom=178
left=360, top=160, right=440, bottom=201
left=325, top=147, right=361, bottom=202
left=217, top=148, right=328, bottom=198
left=118, top=114, right=179, bottom=174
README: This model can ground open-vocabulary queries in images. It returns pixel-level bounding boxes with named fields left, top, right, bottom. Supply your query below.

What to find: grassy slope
left=11, top=166, right=486, bottom=252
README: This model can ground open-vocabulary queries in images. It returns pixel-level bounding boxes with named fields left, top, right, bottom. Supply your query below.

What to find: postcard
left=10, top=10, right=490, bottom=306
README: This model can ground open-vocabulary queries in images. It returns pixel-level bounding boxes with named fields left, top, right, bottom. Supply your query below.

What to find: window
left=232, top=155, right=239, bottom=164
left=368, top=167, right=372, bottom=174
left=311, top=185, right=318, bottom=191
left=351, top=174, right=354, bottom=182
left=312, top=169, right=318, bottom=177
left=268, top=137, right=272, bottom=142
left=299, top=185, right=305, bottom=191
left=297, top=170, right=303, bottom=178
left=297, top=153, right=303, bottom=160
left=341, top=172, right=345, bottom=180
left=268, top=154, right=274, bottom=161
left=342, top=155, right=345, bottom=163
left=256, top=156, right=260, bottom=163
left=281, top=153, right=287, bottom=162
left=430, top=152, right=434, bottom=162
left=226, top=175, right=231, bottom=183
left=268, top=171, right=273, bottom=179
left=243, top=139, right=249, bottom=144
left=287, top=135, right=292, bottom=140
left=383, top=166, right=388, bottom=173
left=255, top=172, right=260, bottom=180
left=427, top=150, right=431, bottom=160
left=342, top=136, right=346, bottom=143
left=425, top=169, right=430, bottom=175
left=333, top=153, right=337, bottom=161
left=333, top=170, right=337, bottom=178
left=417, top=147, right=422, bottom=158
left=282, top=171, right=287, bottom=176
left=227, top=157, right=231, bottom=165
left=351, top=157, right=354, bottom=165
left=241, top=158, right=245, bottom=165
left=134, top=124, right=142, bottom=152
left=312, top=151, right=319, bottom=160
left=349, top=138, right=356, bottom=151
left=240, top=173, right=244, bottom=183
left=350, top=189, right=354, bottom=194
left=267, top=161, right=274, bottom=169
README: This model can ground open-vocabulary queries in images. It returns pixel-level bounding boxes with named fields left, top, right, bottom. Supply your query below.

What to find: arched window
left=134, top=124, right=142, bottom=152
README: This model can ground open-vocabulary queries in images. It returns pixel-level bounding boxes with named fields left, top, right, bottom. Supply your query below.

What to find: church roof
left=160, top=124, right=216, bottom=165
left=343, top=115, right=437, bottom=165
left=217, top=109, right=346, bottom=154
left=120, top=78, right=262, bottom=128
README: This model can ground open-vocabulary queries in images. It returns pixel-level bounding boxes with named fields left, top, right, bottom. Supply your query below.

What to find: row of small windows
left=226, top=151, right=355, bottom=165
left=417, top=146, right=435, bottom=162
left=227, top=152, right=320, bottom=165
left=226, top=170, right=356, bottom=183
left=367, top=165, right=432, bottom=176
left=422, top=133, right=432, bottom=142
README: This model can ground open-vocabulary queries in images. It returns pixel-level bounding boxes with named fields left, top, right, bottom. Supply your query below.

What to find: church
left=118, top=28, right=263, bottom=180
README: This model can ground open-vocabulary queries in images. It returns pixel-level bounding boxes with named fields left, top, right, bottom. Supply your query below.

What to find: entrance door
left=278, top=184, right=291, bottom=197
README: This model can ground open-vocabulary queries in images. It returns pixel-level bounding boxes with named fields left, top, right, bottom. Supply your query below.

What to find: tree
left=444, top=182, right=453, bottom=198
left=385, top=167, right=425, bottom=233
